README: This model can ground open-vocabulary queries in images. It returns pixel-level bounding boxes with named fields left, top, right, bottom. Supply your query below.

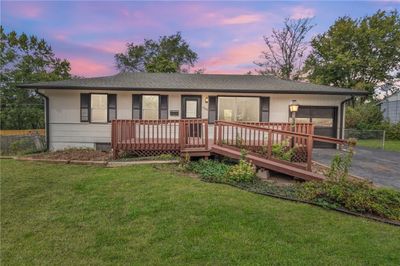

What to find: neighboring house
left=19, top=72, right=367, bottom=151
left=379, top=91, right=400, bottom=124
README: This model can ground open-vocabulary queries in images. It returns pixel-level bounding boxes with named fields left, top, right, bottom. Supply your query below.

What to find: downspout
left=339, top=96, right=354, bottom=139
left=35, top=89, right=50, bottom=151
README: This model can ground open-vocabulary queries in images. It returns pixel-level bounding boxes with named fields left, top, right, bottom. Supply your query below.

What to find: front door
left=182, top=96, right=202, bottom=137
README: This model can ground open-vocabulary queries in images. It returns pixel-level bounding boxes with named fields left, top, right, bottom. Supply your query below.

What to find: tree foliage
left=115, top=32, right=198, bottom=73
left=0, top=26, right=71, bottom=129
left=255, top=18, right=314, bottom=79
left=345, top=102, right=384, bottom=130
left=304, top=10, right=400, bottom=94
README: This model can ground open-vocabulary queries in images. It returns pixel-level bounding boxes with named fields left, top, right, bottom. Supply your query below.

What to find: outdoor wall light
left=289, top=100, right=299, bottom=113
left=205, top=96, right=209, bottom=103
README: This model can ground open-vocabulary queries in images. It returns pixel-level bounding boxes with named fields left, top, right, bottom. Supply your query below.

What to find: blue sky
left=2, top=1, right=399, bottom=76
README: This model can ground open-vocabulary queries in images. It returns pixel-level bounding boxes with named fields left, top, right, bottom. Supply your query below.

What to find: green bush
left=327, top=147, right=354, bottom=181
left=225, top=159, right=256, bottom=183
left=271, top=141, right=294, bottom=161
left=298, top=179, right=400, bottom=221
left=381, top=121, right=400, bottom=140
left=346, top=102, right=383, bottom=130
left=188, top=159, right=231, bottom=181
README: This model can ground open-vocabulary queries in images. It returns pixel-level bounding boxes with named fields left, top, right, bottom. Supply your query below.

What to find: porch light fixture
left=289, top=100, right=299, bottom=113
left=205, top=96, right=209, bottom=103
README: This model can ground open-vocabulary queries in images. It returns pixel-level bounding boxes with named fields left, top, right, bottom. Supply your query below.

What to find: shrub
left=327, top=148, right=354, bottom=181
left=271, top=140, right=294, bottom=161
left=188, top=159, right=231, bottom=181
left=225, top=159, right=256, bottom=183
left=345, top=102, right=383, bottom=130
left=381, top=121, right=400, bottom=140
left=297, top=179, right=400, bottom=221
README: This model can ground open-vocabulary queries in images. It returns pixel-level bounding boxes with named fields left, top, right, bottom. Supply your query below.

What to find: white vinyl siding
left=41, top=89, right=348, bottom=150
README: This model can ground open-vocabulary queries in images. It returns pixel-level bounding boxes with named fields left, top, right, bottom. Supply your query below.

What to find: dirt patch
left=27, top=149, right=112, bottom=161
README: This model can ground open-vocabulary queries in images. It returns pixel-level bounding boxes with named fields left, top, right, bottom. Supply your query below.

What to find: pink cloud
left=221, top=14, right=264, bottom=25
left=6, top=2, right=43, bottom=19
left=86, top=40, right=127, bottom=54
left=290, top=6, right=315, bottom=19
left=199, top=40, right=265, bottom=74
left=68, top=57, right=116, bottom=77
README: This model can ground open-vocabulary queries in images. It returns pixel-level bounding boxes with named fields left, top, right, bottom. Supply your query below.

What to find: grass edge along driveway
left=1, top=160, right=400, bottom=265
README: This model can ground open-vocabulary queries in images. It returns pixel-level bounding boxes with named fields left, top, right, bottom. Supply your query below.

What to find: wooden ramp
left=210, top=145, right=325, bottom=181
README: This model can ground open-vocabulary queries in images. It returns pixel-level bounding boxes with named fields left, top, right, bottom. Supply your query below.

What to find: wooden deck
left=112, top=119, right=349, bottom=181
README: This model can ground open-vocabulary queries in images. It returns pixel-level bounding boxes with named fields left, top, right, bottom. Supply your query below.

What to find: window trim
left=181, top=95, right=202, bottom=119
left=80, top=93, right=117, bottom=124
left=131, top=93, right=161, bottom=120
left=216, top=95, right=261, bottom=122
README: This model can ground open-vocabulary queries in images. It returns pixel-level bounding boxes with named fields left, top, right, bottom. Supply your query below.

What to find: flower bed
left=187, top=159, right=400, bottom=224
left=25, top=148, right=111, bottom=161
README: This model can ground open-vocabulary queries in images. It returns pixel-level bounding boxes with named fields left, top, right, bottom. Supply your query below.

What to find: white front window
left=218, top=97, right=260, bottom=122
left=91, top=94, right=107, bottom=123
left=142, top=95, right=159, bottom=120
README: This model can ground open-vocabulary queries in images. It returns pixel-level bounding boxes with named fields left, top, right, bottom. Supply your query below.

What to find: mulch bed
left=27, top=149, right=112, bottom=161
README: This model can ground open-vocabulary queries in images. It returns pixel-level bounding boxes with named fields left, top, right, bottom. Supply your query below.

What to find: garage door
left=295, top=106, right=338, bottom=148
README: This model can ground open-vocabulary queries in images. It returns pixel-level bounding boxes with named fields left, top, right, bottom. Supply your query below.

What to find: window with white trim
left=218, top=97, right=260, bottom=122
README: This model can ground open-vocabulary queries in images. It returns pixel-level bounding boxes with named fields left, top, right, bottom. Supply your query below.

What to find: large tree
left=115, top=32, right=198, bottom=73
left=255, top=18, right=314, bottom=79
left=304, top=10, right=400, bottom=95
left=0, top=27, right=71, bottom=129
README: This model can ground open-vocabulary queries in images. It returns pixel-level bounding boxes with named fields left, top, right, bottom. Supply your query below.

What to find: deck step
left=210, top=145, right=325, bottom=181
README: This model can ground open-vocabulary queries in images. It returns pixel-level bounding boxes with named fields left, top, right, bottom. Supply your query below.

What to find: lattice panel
left=117, top=149, right=180, bottom=158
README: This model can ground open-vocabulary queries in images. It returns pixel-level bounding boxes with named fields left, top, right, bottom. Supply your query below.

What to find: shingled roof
left=18, top=72, right=368, bottom=95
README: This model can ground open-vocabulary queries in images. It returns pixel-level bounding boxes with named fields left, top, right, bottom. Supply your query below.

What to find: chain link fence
left=344, top=129, right=386, bottom=150
left=0, top=130, right=46, bottom=155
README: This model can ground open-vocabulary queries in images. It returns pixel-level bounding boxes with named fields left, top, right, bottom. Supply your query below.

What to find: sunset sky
left=2, top=1, right=399, bottom=77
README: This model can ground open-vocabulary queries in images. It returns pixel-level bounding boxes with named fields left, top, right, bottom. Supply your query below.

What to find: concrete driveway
left=313, top=147, right=400, bottom=190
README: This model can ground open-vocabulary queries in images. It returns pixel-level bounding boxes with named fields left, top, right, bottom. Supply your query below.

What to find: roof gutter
left=35, top=89, right=50, bottom=151
left=17, top=85, right=369, bottom=96
left=339, top=96, right=355, bottom=139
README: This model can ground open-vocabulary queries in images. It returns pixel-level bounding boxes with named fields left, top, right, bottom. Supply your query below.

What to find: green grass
left=1, top=160, right=400, bottom=265
left=357, top=139, right=400, bottom=152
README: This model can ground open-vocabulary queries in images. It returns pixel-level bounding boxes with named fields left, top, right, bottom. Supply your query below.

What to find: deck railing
left=111, top=119, right=208, bottom=158
left=214, top=120, right=348, bottom=171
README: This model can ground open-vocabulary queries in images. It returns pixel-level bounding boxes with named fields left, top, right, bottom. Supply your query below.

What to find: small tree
left=255, top=17, right=314, bottom=79
left=115, top=32, right=198, bottom=73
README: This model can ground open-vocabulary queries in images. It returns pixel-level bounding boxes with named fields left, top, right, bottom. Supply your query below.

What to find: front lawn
left=357, top=139, right=400, bottom=152
left=1, top=160, right=400, bottom=265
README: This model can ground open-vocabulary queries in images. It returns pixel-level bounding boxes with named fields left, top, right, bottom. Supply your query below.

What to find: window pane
left=142, top=95, right=159, bottom=120
left=218, top=97, right=259, bottom=122
left=312, top=118, right=333, bottom=127
left=236, top=97, right=259, bottom=121
left=186, top=100, right=197, bottom=118
left=295, top=117, right=311, bottom=123
left=91, top=94, right=107, bottom=123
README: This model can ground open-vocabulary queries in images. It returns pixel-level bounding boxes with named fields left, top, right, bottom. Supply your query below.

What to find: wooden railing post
left=218, top=122, right=222, bottom=145
left=267, top=129, right=272, bottom=159
left=307, top=134, right=313, bottom=171
left=214, top=121, right=217, bottom=144
left=204, top=119, right=209, bottom=149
